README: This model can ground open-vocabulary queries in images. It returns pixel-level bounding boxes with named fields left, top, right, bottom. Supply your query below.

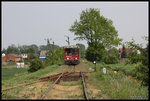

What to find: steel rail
left=2, top=72, right=74, bottom=92
left=40, top=72, right=64, bottom=99
left=81, top=71, right=89, bottom=100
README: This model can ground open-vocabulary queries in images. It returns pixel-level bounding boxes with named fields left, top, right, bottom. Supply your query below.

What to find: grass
left=85, top=61, right=148, bottom=99
left=2, top=64, right=59, bottom=86
left=104, top=63, right=137, bottom=76
left=2, top=68, right=28, bottom=80
left=2, top=61, right=148, bottom=99
left=2, top=64, right=60, bottom=99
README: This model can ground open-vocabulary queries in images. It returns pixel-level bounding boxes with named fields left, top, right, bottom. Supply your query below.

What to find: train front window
left=65, top=48, right=78, bottom=55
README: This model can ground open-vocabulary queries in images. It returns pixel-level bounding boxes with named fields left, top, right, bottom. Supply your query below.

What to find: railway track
left=2, top=72, right=73, bottom=92
left=81, top=71, right=89, bottom=100
left=40, top=71, right=89, bottom=100
left=2, top=67, right=89, bottom=99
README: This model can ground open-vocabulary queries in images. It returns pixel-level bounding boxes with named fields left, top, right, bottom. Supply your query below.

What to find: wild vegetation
left=85, top=60, right=148, bottom=99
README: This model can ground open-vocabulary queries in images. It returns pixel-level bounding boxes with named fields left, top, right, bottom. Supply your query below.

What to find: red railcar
left=64, top=45, right=80, bottom=65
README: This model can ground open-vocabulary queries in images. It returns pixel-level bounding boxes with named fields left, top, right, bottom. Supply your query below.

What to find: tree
left=125, top=36, right=148, bottom=86
left=2, top=48, right=7, bottom=54
left=28, top=59, right=45, bottom=72
left=44, top=48, right=64, bottom=66
left=6, top=44, right=20, bottom=54
left=76, top=43, right=85, bottom=51
left=76, top=43, right=86, bottom=59
left=121, top=44, right=127, bottom=58
left=70, top=8, right=122, bottom=61
left=107, top=47, right=118, bottom=56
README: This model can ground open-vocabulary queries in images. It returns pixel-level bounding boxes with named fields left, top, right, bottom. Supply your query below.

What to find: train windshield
left=65, top=48, right=78, bottom=55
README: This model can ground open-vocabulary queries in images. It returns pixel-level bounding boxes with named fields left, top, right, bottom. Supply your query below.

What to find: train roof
left=63, top=45, right=79, bottom=48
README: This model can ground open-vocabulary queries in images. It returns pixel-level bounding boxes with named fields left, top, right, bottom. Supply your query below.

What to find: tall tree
left=76, top=43, right=86, bottom=59
left=70, top=8, right=122, bottom=61
left=76, top=43, right=85, bottom=51
left=6, top=44, right=20, bottom=54
left=121, top=44, right=127, bottom=58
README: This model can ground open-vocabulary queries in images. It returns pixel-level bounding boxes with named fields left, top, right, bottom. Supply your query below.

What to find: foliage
left=80, top=50, right=86, bottom=59
left=76, top=43, right=85, bottom=51
left=125, top=38, right=143, bottom=50
left=102, top=55, right=118, bottom=64
left=28, top=59, right=45, bottom=72
left=85, top=44, right=106, bottom=62
left=69, top=8, right=122, bottom=62
left=132, top=63, right=149, bottom=86
left=76, top=43, right=86, bottom=59
left=28, top=53, right=38, bottom=60
left=39, top=44, right=60, bottom=50
left=6, top=44, right=20, bottom=54
left=107, top=47, right=118, bottom=56
left=44, top=48, right=64, bottom=66
left=70, top=8, right=122, bottom=48
left=127, top=52, right=142, bottom=64
left=125, top=36, right=148, bottom=86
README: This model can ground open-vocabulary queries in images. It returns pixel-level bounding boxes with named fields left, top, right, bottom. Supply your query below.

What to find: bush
left=85, top=45, right=106, bottom=62
left=44, top=48, right=64, bottom=66
left=28, top=59, right=45, bottom=72
left=128, top=55, right=142, bottom=64
left=102, top=55, right=118, bottom=64
left=133, top=63, right=148, bottom=86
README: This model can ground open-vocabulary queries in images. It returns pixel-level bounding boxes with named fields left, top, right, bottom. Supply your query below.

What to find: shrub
left=128, top=55, right=142, bottom=64
left=85, top=45, right=106, bottom=62
left=44, top=48, right=64, bottom=66
left=133, top=63, right=148, bottom=86
left=102, top=55, right=118, bottom=64
left=28, top=59, right=45, bottom=72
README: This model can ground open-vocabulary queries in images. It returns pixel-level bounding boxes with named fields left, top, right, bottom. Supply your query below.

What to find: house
left=137, top=50, right=141, bottom=55
left=118, top=48, right=133, bottom=58
left=39, top=50, right=48, bottom=60
left=2, top=54, right=22, bottom=62
left=21, top=54, right=28, bottom=58
left=2, top=53, right=5, bottom=57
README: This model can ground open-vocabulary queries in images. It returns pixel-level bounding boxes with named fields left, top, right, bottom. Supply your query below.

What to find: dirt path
left=60, top=62, right=90, bottom=72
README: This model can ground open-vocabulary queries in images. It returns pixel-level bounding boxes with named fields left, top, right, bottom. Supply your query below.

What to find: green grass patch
left=86, top=61, right=148, bottom=99
left=2, top=64, right=60, bottom=99
left=2, top=68, right=28, bottom=80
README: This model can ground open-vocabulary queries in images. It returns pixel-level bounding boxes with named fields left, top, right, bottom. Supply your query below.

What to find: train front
left=64, top=45, right=80, bottom=65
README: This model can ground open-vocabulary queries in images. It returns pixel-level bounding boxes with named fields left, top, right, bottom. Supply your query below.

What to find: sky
left=2, top=2, right=148, bottom=50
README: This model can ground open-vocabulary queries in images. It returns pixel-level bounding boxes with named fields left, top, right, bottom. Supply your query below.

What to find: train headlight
left=67, top=58, right=69, bottom=60
left=75, top=58, right=77, bottom=60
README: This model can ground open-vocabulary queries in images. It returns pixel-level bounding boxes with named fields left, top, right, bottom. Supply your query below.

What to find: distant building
left=2, top=54, right=22, bottom=62
left=2, top=53, right=5, bottom=57
left=21, top=54, right=28, bottom=58
left=137, top=50, right=141, bottom=55
left=39, top=50, right=48, bottom=60
left=118, top=48, right=133, bottom=58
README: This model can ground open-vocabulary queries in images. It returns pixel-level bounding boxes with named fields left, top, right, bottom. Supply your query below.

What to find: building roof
left=119, top=48, right=133, bottom=53
left=6, top=54, right=22, bottom=58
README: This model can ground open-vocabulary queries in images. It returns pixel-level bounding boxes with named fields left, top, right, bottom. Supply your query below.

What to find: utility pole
left=53, top=41, right=54, bottom=50
left=44, top=38, right=52, bottom=50
left=65, top=35, right=70, bottom=45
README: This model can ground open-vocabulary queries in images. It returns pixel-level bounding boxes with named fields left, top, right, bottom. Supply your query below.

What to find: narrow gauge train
left=64, top=45, right=80, bottom=65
